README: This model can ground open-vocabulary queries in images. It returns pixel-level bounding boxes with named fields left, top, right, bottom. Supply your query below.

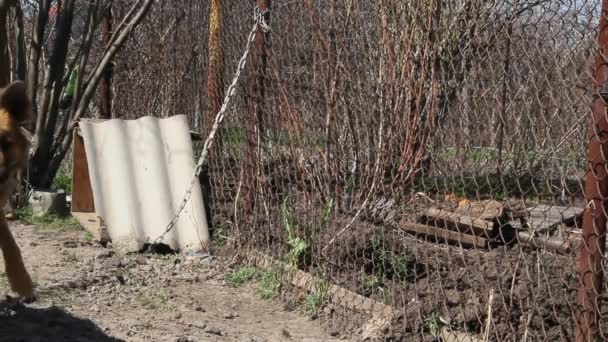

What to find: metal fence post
left=576, top=1, right=608, bottom=340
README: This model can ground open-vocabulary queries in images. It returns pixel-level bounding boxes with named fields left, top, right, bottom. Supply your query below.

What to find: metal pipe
left=576, top=1, right=608, bottom=340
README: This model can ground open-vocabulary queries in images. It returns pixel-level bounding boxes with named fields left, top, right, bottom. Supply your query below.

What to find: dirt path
left=0, top=223, right=348, bottom=342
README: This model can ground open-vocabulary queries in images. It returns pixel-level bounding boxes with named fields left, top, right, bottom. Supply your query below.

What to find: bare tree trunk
left=10, top=4, right=25, bottom=82
left=98, top=4, right=113, bottom=119
left=26, top=0, right=155, bottom=189
left=0, top=0, right=15, bottom=87
left=41, top=0, right=155, bottom=188
left=27, top=0, right=51, bottom=117
left=29, top=0, right=76, bottom=189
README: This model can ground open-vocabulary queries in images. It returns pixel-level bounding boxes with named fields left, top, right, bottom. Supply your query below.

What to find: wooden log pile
left=398, top=198, right=584, bottom=254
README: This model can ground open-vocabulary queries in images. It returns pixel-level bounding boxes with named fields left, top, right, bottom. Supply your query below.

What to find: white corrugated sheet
left=79, top=115, right=209, bottom=253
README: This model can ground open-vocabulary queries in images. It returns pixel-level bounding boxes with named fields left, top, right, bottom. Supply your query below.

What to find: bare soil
left=321, top=220, right=592, bottom=341
left=0, top=223, right=348, bottom=342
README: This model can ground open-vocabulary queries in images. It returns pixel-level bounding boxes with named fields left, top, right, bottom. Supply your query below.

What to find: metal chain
left=148, top=7, right=270, bottom=248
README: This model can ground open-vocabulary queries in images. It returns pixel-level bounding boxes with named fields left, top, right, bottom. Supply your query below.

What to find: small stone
left=109, top=257, right=122, bottom=268
left=205, top=328, right=222, bottom=336
left=62, top=241, right=78, bottom=248
left=202, top=256, right=218, bottom=267
left=175, top=312, right=183, bottom=320
left=135, top=255, right=148, bottom=265
left=96, top=250, right=114, bottom=259
left=194, top=305, right=205, bottom=312
left=29, top=242, right=38, bottom=247
left=223, top=312, right=235, bottom=319
left=445, top=289, right=460, bottom=306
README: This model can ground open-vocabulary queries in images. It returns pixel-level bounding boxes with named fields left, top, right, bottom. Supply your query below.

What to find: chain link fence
left=111, top=1, right=605, bottom=340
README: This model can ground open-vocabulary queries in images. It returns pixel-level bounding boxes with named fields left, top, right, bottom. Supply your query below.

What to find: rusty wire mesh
left=110, top=1, right=606, bottom=341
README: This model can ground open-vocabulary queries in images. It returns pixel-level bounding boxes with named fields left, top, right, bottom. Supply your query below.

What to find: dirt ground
left=323, top=220, right=587, bottom=342
left=0, top=222, right=349, bottom=342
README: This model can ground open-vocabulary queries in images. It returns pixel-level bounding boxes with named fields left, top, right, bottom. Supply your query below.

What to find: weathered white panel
left=79, top=115, right=209, bottom=253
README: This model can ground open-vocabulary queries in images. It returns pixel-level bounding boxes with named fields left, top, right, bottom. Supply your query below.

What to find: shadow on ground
left=0, top=298, right=123, bottom=342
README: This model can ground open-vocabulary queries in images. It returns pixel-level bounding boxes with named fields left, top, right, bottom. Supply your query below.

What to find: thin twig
left=483, top=288, right=494, bottom=342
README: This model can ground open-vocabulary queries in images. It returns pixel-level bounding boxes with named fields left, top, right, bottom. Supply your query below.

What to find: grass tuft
left=256, top=265, right=283, bottom=300
left=13, top=208, right=82, bottom=231
left=225, top=266, right=257, bottom=288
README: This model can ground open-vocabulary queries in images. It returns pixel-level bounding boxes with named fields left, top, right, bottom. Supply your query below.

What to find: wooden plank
left=523, top=204, right=583, bottom=233
left=72, top=212, right=109, bottom=243
left=454, top=199, right=504, bottom=221
left=517, top=231, right=571, bottom=254
left=399, top=221, right=489, bottom=249
left=418, top=208, right=495, bottom=238
left=71, top=127, right=95, bottom=213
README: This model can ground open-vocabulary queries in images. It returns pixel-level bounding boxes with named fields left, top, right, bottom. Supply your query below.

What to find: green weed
left=14, top=208, right=82, bottom=231
left=282, top=197, right=334, bottom=268
left=52, top=171, right=72, bottom=193
left=212, top=223, right=229, bottom=246
left=225, top=266, right=257, bottom=288
left=361, top=274, right=381, bottom=295
left=137, top=288, right=175, bottom=310
left=371, top=233, right=417, bottom=281
left=424, top=312, right=449, bottom=336
left=256, top=265, right=283, bottom=300
left=303, top=281, right=330, bottom=319
left=0, top=272, right=7, bottom=289
left=283, top=200, right=311, bottom=268
left=83, top=231, right=94, bottom=242
left=379, top=287, right=395, bottom=306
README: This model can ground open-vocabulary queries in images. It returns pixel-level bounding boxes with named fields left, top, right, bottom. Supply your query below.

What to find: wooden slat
left=72, top=212, right=109, bottom=243
left=71, top=128, right=95, bottom=213
left=522, top=204, right=583, bottom=233
left=400, top=221, right=489, bottom=248
left=517, top=231, right=571, bottom=254
left=454, top=199, right=504, bottom=221
left=418, top=208, right=495, bottom=238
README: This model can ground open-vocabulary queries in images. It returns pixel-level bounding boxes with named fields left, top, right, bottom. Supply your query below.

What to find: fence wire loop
left=254, top=5, right=271, bottom=33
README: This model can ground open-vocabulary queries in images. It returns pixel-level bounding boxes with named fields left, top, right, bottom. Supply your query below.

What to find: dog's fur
left=0, top=81, right=35, bottom=301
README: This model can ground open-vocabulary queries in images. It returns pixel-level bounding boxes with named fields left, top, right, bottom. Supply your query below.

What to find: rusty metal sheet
left=78, top=115, right=209, bottom=253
